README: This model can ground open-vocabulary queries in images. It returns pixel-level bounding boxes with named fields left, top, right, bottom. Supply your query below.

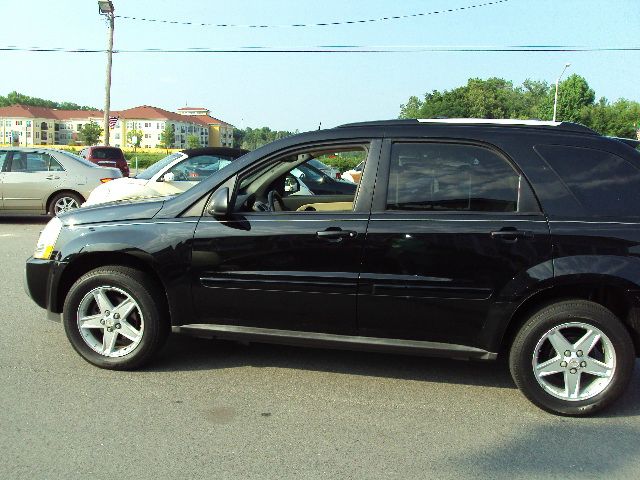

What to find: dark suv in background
left=25, top=119, right=640, bottom=416
left=80, top=146, right=129, bottom=177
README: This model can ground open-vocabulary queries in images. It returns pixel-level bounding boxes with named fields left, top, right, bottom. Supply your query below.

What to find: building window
left=26, top=120, right=31, bottom=127
left=26, top=132, right=31, bottom=138
left=114, top=133, right=120, bottom=140
left=77, top=124, right=83, bottom=131
left=15, top=120, right=22, bottom=126
left=145, top=122, right=151, bottom=128
left=145, top=134, right=151, bottom=139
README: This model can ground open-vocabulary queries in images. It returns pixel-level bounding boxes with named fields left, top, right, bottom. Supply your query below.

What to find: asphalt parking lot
left=2, top=216, right=640, bottom=480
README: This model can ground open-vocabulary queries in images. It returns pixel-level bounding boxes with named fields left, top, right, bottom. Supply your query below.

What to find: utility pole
left=99, top=1, right=115, bottom=146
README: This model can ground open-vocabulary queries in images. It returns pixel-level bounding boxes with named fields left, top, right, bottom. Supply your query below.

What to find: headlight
left=33, top=217, right=62, bottom=260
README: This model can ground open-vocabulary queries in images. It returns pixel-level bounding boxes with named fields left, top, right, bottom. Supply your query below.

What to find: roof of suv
left=337, top=118, right=598, bottom=135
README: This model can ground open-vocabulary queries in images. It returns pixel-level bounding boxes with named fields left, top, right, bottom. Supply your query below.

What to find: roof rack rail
left=337, top=118, right=598, bottom=135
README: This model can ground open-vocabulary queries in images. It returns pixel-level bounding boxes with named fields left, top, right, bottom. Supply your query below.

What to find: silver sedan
left=0, top=148, right=121, bottom=215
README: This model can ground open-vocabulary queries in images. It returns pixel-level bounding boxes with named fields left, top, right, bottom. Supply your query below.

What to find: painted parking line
left=0, top=234, right=16, bottom=237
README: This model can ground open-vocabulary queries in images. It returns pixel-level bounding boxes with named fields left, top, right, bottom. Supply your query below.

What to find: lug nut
left=564, top=350, right=571, bottom=357
left=100, top=319, right=106, bottom=325
left=113, top=313, right=120, bottom=320
left=560, top=361, right=568, bottom=367
left=580, top=361, right=587, bottom=368
left=105, top=310, right=110, bottom=316
left=576, top=350, right=583, bottom=357
left=115, top=323, right=121, bottom=329
left=107, top=327, right=113, bottom=332
left=570, top=368, right=577, bottom=374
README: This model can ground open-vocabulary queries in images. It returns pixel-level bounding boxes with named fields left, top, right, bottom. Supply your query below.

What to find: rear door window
left=535, top=145, right=640, bottom=217
left=386, top=143, right=521, bottom=212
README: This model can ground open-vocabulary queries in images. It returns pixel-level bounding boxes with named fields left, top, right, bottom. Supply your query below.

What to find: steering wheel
left=267, top=190, right=286, bottom=212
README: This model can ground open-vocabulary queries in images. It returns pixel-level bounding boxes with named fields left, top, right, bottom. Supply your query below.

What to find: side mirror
left=284, top=174, right=300, bottom=194
left=207, top=187, right=229, bottom=217
left=162, top=172, right=175, bottom=182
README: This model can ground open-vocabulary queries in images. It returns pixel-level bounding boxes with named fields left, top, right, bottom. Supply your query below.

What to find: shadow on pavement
left=149, top=333, right=516, bottom=389
left=0, top=215, right=50, bottom=225
left=148, top=334, right=640, bottom=417
left=458, top=423, right=640, bottom=477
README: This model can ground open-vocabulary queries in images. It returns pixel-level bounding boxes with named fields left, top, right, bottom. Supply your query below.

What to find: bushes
left=123, top=151, right=167, bottom=169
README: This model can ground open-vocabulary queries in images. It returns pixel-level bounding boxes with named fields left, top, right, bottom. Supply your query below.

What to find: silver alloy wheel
left=54, top=196, right=80, bottom=214
left=76, top=286, right=145, bottom=358
left=532, top=322, right=616, bottom=401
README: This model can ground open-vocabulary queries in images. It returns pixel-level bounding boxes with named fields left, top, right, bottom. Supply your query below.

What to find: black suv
left=25, top=119, right=640, bottom=416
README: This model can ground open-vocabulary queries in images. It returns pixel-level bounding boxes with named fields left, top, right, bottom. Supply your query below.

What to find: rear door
left=358, top=139, right=552, bottom=348
left=0, top=150, right=8, bottom=209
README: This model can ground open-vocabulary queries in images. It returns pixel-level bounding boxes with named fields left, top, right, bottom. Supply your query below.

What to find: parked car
left=83, top=147, right=248, bottom=206
left=342, top=161, right=364, bottom=184
left=0, top=148, right=121, bottom=215
left=25, top=119, right=640, bottom=416
left=80, top=146, right=129, bottom=177
left=308, top=158, right=341, bottom=179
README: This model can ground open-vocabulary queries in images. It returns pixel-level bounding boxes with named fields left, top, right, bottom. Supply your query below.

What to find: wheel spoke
left=536, top=355, right=563, bottom=377
left=564, top=371, right=582, bottom=399
left=79, top=314, right=104, bottom=329
left=547, top=330, right=573, bottom=355
left=93, top=288, right=114, bottom=315
left=583, top=359, right=613, bottom=378
left=113, top=298, right=137, bottom=321
left=102, top=329, right=119, bottom=355
left=117, top=320, right=141, bottom=342
left=574, top=329, right=601, bottom=355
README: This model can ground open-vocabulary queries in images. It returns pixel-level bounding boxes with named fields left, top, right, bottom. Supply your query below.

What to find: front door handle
left=491, top=228, right=534, bottom=242
left=316, top=228, right=357, bottom=242
left=45, top=175, right=60, bottom=180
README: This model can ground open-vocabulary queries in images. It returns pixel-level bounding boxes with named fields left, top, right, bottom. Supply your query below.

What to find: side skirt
left=172, top=324, right=497, bottom=361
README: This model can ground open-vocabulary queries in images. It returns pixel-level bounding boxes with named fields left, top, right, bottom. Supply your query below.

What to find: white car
left=84, top=147, right=247, bottom=206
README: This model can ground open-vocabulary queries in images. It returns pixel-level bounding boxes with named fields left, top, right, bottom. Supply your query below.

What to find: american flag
left=108, top=115, right=119, bottom=129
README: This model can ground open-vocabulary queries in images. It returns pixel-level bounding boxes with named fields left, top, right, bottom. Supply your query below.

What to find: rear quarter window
left=535, top=144, right=640, bottom=217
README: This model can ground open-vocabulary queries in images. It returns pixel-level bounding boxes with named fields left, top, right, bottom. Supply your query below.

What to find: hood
left=59, top=197, right=166, bottom=226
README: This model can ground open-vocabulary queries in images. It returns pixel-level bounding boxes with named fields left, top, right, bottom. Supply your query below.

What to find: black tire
left=62, top=266, right=169, bottom=370
left=509, top=299, right=635, bottom=416
left=48, top=191, right=84, bottom=216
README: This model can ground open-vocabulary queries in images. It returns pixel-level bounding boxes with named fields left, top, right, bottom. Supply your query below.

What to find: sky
left=0, top=0, right=638, bottom=132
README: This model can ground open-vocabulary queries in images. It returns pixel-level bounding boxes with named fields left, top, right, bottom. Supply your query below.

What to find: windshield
left=136, top=152, right=184, bottom=180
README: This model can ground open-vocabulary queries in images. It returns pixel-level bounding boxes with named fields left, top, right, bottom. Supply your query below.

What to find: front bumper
left=24, top=256, right=64, bottom=322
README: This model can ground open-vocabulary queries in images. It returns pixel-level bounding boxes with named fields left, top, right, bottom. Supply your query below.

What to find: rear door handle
left=316, top=228, right=357, bottom=242
left=491, top=229, right=534, bottom=241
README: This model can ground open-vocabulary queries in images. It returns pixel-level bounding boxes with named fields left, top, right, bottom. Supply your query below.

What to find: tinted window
left=8, top=152, right=50, bottom=172
left=386, top=143, right=520, bottom=212
left=536, top=145, right=640, bottom=217
left=167, top=154, right=234, bottom=182
left=0, top=151, right=7, bottom=171
left=91, top=147, right=124, bottom=160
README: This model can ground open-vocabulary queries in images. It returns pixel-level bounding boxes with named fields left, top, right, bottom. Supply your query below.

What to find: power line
left=114, top=0, right=512, bottom=29
left=1, top=45, right=639, bottom=54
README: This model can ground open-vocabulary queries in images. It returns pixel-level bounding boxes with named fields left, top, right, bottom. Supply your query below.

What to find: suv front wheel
left=509, top=299, right=635, bottom=416
left=63, top=266, right=168, bottom=370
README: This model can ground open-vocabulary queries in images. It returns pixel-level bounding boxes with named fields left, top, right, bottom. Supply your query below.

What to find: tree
left=126, top=129, right=143, bottom=150
left=398, top=75, right=640, bottom=138
left=78, top=121, right=103, bottom=145
left=0, top=90, right=96, bottom=110
left=186, top=134, right=200, bottom=149
left=159, top=124, right=175, bottom=150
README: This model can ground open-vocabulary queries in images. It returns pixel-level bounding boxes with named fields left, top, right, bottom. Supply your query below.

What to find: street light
left=98, top=1, right=115, bottom=146
left=553, top=63, right=571, bottom=122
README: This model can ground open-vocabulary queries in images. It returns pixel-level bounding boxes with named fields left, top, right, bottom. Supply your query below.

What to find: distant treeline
left=0, top=91, right=97, bottom=111
left=400, top=75, right=640, bottom=139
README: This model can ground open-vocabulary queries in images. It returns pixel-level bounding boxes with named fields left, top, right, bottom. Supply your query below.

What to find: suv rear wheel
left=62, top=266, right=168, bottom=370
left=509, top=299, right=635, bottom=416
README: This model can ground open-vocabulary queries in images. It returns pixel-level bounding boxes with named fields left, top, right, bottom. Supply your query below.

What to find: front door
left=190, top=141, right=379, bottom=335
left=358, top=140, right=552, bottom=348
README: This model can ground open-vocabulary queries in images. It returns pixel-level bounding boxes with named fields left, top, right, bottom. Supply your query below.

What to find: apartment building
left=0, top=104, right=234, bottom=148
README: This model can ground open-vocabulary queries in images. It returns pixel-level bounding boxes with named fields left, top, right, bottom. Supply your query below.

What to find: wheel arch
left=53, top=252, right=171, bottom=324
left=499, top=277, right=640, bottom=359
